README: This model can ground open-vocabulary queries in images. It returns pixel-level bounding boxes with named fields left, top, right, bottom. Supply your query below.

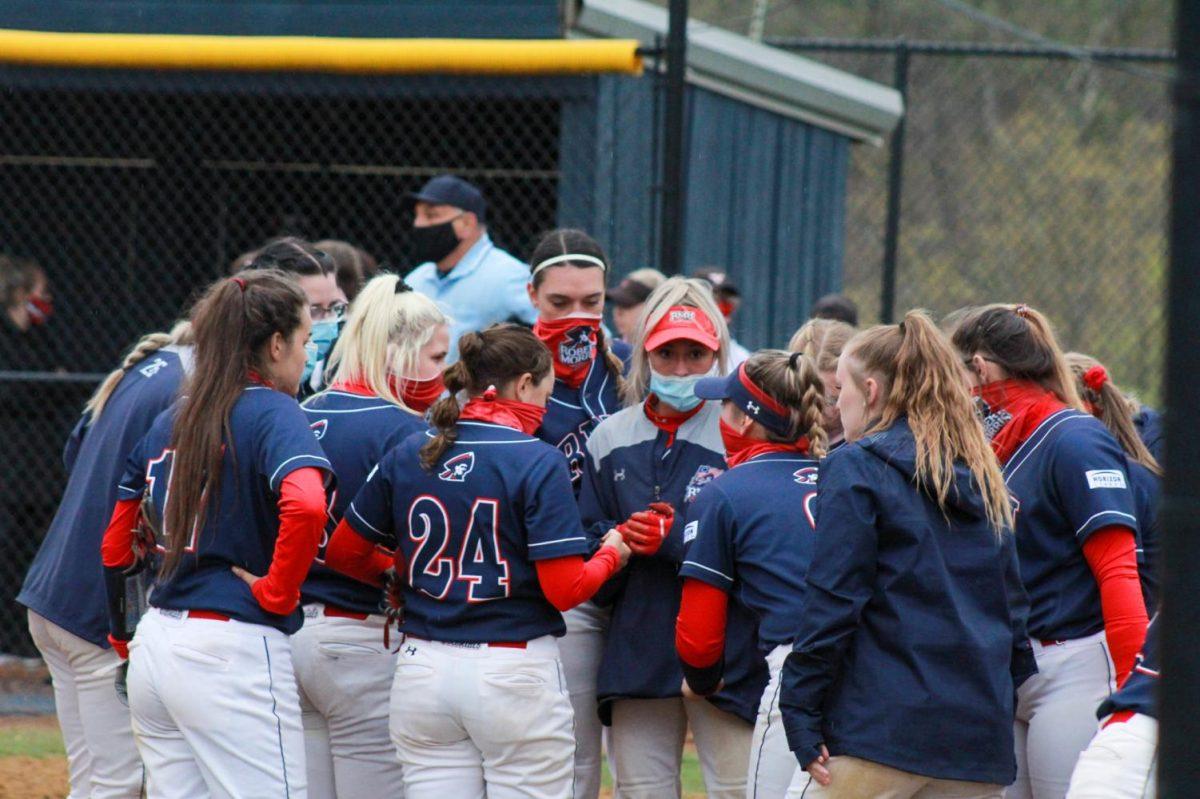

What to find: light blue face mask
left=649, top=370, right=708, bottom=412
left=303, top=319, right=341, bottom=385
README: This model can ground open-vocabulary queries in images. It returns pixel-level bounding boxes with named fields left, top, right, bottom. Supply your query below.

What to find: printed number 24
left=407, top=496, right=510, bottom=602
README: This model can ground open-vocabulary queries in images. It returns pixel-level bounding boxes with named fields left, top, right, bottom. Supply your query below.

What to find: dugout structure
left=0, top=0, right=898, bottom=654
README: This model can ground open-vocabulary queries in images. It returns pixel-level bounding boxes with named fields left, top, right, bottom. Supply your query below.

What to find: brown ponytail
left=85, top=321, right=193, bottom=421
left=742, top=350, right=828, bottom=458
left=951, top=303, right=1083, bottom=410
left=419, top=325, right=553, bottom=471
left=847, top=310, right=1013, bottom=535
left=1066, top=352, right=1161, bottom=475
left=160, top=271, right=306, bottom=579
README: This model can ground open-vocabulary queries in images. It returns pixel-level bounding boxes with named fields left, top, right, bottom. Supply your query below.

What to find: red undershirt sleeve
left=675, top=578, right=729, bottom=695
left=250, top=467, right=327, bottom=616
left=534, top=548, right=621, bottom=613
left=324, top=518, right=394, bottom=587
left=1082, top=525, right=1149, bottom=684
left=100, top=498, right=141, bottom=569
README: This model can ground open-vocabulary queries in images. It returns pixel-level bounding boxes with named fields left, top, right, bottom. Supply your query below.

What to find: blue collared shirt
left=405, top=233, right=537, bottom=361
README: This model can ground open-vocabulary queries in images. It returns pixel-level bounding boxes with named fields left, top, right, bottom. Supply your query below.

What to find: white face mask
left=649, top=364, right=718, bottom=412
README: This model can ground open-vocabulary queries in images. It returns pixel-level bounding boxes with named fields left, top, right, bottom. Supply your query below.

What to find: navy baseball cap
left=695, top=363, right=793, bottom=438
left=403, top=175, right=487, bottom=222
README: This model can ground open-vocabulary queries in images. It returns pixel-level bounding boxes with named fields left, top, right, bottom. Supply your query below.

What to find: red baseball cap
left=644, top=305, right=720, bottom=352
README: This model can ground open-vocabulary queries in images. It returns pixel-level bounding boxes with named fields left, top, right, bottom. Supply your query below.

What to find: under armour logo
left=405, top=645, right=418, bottom=656
left=614, top=469, right=626, bottom=481
left=746, top=401, right=760, bottom=415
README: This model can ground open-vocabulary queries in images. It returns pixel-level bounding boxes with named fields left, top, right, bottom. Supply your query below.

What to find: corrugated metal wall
left=562, top=75, right=849, bottom=352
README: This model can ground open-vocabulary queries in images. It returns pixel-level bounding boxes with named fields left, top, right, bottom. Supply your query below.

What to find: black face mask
left=410, top=219, right=461, bottom=265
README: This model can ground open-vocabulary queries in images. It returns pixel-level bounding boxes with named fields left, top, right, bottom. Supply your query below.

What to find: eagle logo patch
left=439, top=452, right=476, bottom=483
left=309, top=419, right=329, bottom=441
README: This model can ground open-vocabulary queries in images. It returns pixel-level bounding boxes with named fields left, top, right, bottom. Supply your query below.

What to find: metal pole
left=1159, top=1, right=1200, bottom=795
left=659, top=0, right=688, bottom=276
left=880, top=42, right=909, bottom=324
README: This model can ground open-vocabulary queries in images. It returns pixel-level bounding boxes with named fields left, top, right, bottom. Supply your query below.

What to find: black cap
left=608, top=277, right=655, bottom=308
left=403, top=175, right=487, bottom=222
left=694, top=268, right=740, bottom=298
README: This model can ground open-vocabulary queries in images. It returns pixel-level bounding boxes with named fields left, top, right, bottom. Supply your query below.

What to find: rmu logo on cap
left=439, top=452, right=476, bottom=482
left=558, top=326, right=597, bottom=366
left=309, top=419, right=329, bottom=441
left=669, top=309, right=696, bottom=323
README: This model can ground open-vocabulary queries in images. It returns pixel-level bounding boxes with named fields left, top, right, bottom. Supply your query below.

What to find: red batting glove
left=618, top=503, right=675, bottom=556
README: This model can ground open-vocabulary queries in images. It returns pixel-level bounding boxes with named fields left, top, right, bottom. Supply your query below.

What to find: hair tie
left=898, top=320, right=906, bottom=334
left=394, top=277, right=413, bottom=294
left=788, top=351, right=803, bottom=369
left=232, top=277, right=247, bottom=291
left=531, top=253, right=607, bottom=277
left=482, top=385, right=498, bottom=402
left=1083, top=365, right=1109, bottom=393
left=1014, top=304, right=1031, bottom=319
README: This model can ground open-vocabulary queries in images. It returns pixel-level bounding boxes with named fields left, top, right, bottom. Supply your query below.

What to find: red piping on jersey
left=1082, top=525, right=1149, bottom=684
left=249, top=467, right=328, bottom=616
left=1104, top=710, right=1136, bottom=727
left=324, top=518, right=393, bottom=587
left=100, top=498, right=141, bottom=569
left=534, top=548, right=621, bottom=612
left=643, top=395, right=703, bottom=447
left=675, top=578, right=729, bottom=667
left=974, top=379, right=1066, bottom=465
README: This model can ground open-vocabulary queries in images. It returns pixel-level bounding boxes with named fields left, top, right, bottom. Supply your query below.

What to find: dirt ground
left=0, top=716, right=67, bottom=799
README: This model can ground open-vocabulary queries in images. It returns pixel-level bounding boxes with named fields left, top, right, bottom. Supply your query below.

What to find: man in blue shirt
left=403, top=175, right=536, bottom=361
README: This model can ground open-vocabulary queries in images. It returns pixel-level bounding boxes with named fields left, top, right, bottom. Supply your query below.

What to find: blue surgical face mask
left=649, top=369, right=709, bottom=412
left=303, top=319, right=341, bottom=385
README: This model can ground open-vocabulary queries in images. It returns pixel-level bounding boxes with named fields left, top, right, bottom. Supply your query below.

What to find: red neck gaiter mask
left=534, top=314, right=601, bottom=389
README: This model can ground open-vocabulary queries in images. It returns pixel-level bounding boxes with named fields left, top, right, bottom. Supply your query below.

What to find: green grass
left=601, top=748, right=706, bottom=797
left=0, top=722, right=65, bottom=759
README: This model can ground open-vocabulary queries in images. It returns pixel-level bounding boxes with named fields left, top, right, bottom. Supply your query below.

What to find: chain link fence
left=0, top=67, right=655, bottom=657
left=772, top=40, right=1173, bottom=405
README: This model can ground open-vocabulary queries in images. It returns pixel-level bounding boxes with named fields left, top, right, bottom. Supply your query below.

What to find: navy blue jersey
left=1129, top=461, right=1161, bottom=609
left=344, top=421, right=591, bottom=642
left=680, top=452, right=818, bottom=652
left=18, top=348, right=190, bottom=646
left=1133, top=405, right=1164, bottom=465
left=1004, top=410, right=1141, bottom=640
left=300, top=389, right=428, bottom=614
left=781, top=419, right=1031, bottom=785
left=119, top=385, right=332, bottom=635
left=579, top=400, right=768, bottom=724
left=1099, top=613, right=1158, bottom=720
left=537, top=340, right=630, bottom=492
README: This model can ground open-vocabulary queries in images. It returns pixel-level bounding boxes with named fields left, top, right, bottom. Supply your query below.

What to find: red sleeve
left=324, top=518, right=394, bottom=587
left=534, top=548, right=621, bottom=612
left=675, top=578, right=729, bottom=667
left=1082, top=525, right=1149, bottom=683
left=250, top=467, right=327, bottom=616
left=100, top=498, right=141, bottom=569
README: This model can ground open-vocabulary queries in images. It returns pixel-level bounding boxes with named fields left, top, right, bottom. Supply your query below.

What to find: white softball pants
left=26, top=610, right=144, bottom=799
left=1066, top=714, right=1157, bottom=799
left=559, top=600, right=609, bottom=799
left=805, top=756, right=1004, bottom=798
left=127, top=608, right=307, bottom=799
left=1009, top=631, right=1116, bottom=799
left=292, top=605, right=403, bottom=799
left=389, top=635, right=575, bottom=799
left=748, top=644, right=809, bottom=798
left=608, top=694, right=754, bottom=799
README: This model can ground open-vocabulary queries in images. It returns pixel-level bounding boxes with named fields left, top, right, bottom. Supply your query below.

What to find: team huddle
left=16, top=219, right=1160, bottom=799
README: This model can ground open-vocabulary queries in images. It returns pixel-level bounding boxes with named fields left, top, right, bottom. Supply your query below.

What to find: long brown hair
left=1066, top=352, right=1161, bottom=475
left=951, top=303, right=1083, bottom=410
left=742, top=350, right=828, bottom=457
left=846, top=310, right=1013, bottom=535
left=161, top=271, right=307, bottom=578
left=419, top=325, right=552, bottom=471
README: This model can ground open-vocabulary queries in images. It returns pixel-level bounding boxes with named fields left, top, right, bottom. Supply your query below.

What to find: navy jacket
left=1128, top=461, right=1161, bottom=610
left=781, top=419, right=1033, bottom=785
left=579, top=399, right=768, bottom=724
left=1133, top=405, right=1164, bottom=465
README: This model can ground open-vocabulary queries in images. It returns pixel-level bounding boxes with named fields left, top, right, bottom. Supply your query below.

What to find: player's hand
left=805, top=745, right=832, bottom=786
left=681, top=677, right=723, bottom=699
left=600, top=529, right=632, bottom=568
left=618, top=503, right=675, bottom=556
left=232, top=566, right=262, bottom=589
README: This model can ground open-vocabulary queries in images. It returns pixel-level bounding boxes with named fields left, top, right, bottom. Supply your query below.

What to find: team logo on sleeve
left=684, top=464, right=724, bottom=503
left=559, top=326, right=597, bottom=366
left=1086, top=469, right=1128, bottom=490
left=309, top=419, right=329, bottom=440
left=793, top=467, right=818, bottom=486
left=439, top=452, right=476, bottom=482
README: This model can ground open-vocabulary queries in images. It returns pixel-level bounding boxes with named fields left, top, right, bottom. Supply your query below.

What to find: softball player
left=294, top=274, right=449, bottom=798
left=101, top=271, right=332, bottom=798
left=1067, top=353, right=1162, bottom=609
left=18, top=322, right=191, bottom=799
left=788, top=317, right=856, bottom=450
left=579, top=278, right=767, bottom=799
left=674, top=350, right=828, bottom=798
left=323, top=324, right=631, bottom=799
left=952, top=304, right=1149, bottom=799
left=781, top=311, right=1033, bottom=799
left=1066, top=614, right=1160, bottom=799
left=526, top=228, right=629, bottom=799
